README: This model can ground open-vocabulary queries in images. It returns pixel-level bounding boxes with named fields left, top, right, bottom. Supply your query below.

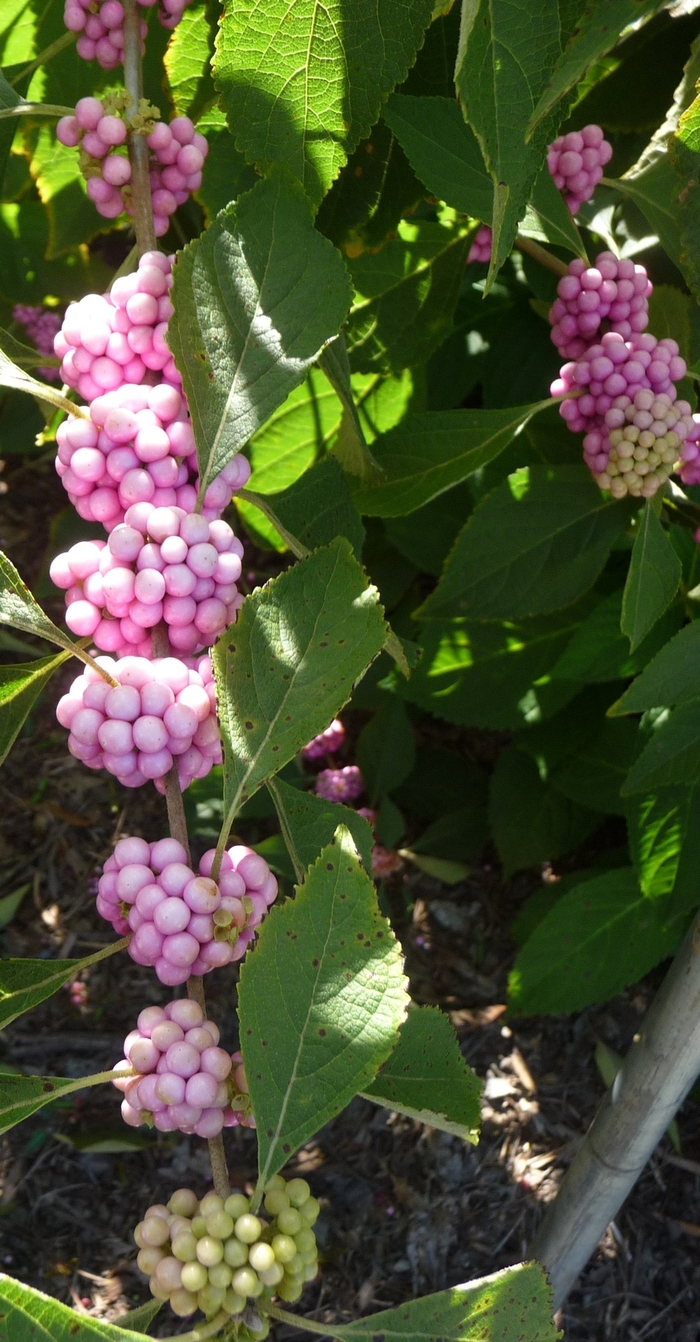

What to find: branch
left=122, top=0, right=156, bottom=255
left=530, top=909, right=700, bottom=1307
left=515, top=235, right=569, bottom=276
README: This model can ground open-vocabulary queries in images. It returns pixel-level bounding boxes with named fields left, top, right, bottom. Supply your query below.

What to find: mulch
left=0, top=452, right=699, bottom=1341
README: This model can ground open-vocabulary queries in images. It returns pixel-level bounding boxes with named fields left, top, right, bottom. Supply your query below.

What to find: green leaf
left=0, top=1274, right=157, bottom=1341
left=411, top=806, right=488, bottom=863
left=0, top=884, right=29, bottom=930
left=163, top=0, right=216, bottom=119
left=319, top=335, right=379, bottom=482
left=627, top=783, right=700, bottom=915
left=0, top=1069, right=116, bottom=1138
left=353, top=403, right=550, bottom=517
left=356, top=696, right=415, bottom=803
left=610, top=620, right=700, bottom=716
left=489, top=745, right=598, bottom=878
left=213, top=0, right=433, bottom=205
left=621, top=503, right=682, bottom=652
left=268, top=776, right=374, bottom=875
left=0, top=940, right=126, bottom=1032
left=609, top=157, right=683, bottom=274
left=382, top=93, right=493, bottom=222
left=213, top=539, right=387, bottom=838
left=239, top=827, right=408, bottom=1187
left=400, top=608, right=589, bottom=730
left=167, top=169, right=352, bottom=500
left=552, top=590, right=683, bottom=684
left=0, top=350, right=89, bottom=420
left=527, top=0, right=661, bottom=136
left=454, top=0, right=562, bottom=281
left=345, top=219, right=471, bottom=375
left=520, top=166, right=587, bottom=259
left=30, top=124, right=103, bottom=258
left=0, top=650, right=72, bottom=766
left=418, top=466, right=633, bottom=621
left=324, top=1262, right=560, bottom=1342
left=402, top=851, right=469, bottom=884
left=196, top=120, right=259, bottom=221
left=113, top=1300, right=162, bottom=1334
left=259, top=458, right=365, bottom=557
left=549, top=718, right=641, bottom=816
left=246, top=368, right=342, bottom=495
left=621, top=704, right=700, bottom=794
left=0, top=551, right=83, bottom=655
left=508, top=868, right=681, bottom=1015
left=362, top=1006, right=481, bottom=1141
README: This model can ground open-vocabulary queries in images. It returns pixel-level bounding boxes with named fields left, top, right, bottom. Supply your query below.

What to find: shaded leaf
left=268, top=776, right=374, bottom=875
left=621, top=705, right=700, bottom=794
left=0, top=552, right=84, bottom=656
left=213, top=539, right=387, bottom=839
left=0, top=1070, right=116, bottom=1138
left=362, top=1006, right=481, bottom=1141
left=167, top=169, right=352, bottom=500
left=239, top=828, right=408, bottom=1187
left=213, top=0, right=434, bottom=205
left=551, top=590, right=683, bottom=684
left=621, top=503, right=682, bottom=652
left=418, top=466, right=633, bottom=621
left=356, top=696, right=415, bottom=803
left=0, top=940, right=127, bottom=1033
left=382, top=93, right=493, bottom=222
left=261, top=457, right=365, bottom=558
left=0, top=1274, right=155, bottom=1341
left=354, top=403, right=550, bottom=518
left=610, top=620, right=700, bottom=715
left=508, top=868, right=682, bottom=1015
left=549, top=718, right=641, bottom=816
left=0, top=650, right=72, bottom=767
left=489, top=745, right=598, bottom=878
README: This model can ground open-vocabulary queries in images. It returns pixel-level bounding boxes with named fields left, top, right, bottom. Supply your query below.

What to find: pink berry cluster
left=552, top=331, right=691, bottom=497
left=547, top=125, right=612, bottom=215
left=549, top=253, right=652, bottom=361
left=96, top=836, right=277, bottom=984
left=468, top=225, right=492, bottom=265
left=56, top=250, right=179, bottom=396
left=50, top=510, right=243, bottom=656
left=113, top=997, right=252, bottom=1137
left=314, top=765, right=364, bottom=802
left=57, top=101, right=207, bottom=236
left=57, top=654, right=220, bottom=791
left=54, top=382, right=249, bottom=530
left=65, top=0, right=190, bottom=69
left=12, top=304, right=61, bottom=381
left=302, top=719, right=345, bottom=760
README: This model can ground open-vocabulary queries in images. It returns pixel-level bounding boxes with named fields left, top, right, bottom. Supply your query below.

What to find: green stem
left=122, top=0, right=157, bottom=255
left=266, top=1305, right=338, bottom=1336
left=159, top=1310, right=230, bottom=1342
left=9, top=30, right=76, bottom=86
left=515, top=234, right=569, bottom=276
left=267, top=778, right=305, bottom=882
left=0, top=103, right=75, bottom=120
left=236, top=490, right=310, bottom=560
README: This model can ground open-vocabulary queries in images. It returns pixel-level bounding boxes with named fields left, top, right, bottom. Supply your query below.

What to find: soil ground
left=1, top=452, right=700, bottom=1342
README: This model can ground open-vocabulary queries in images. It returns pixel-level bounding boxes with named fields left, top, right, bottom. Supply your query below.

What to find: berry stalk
left=122, top=0, right=156, bottom=254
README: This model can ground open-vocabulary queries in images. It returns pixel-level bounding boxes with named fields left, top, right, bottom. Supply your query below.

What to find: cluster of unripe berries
left=553, top=332, right=691, bottom=498
left=135, top=1180, right=319, bottom=1321
left=546, top=125, right=613, bottom=215
left=57, top=654, right=220, bottom=792
left=96, top=836, right=277, bottom=983
left=65, top=0, right=191, bottom=70
left=113, top=997, right=252, bottom=1137
left=548, top=252, right=652, bottom=361
left=50, top=510, right=243, bottom=656
left=56, top=101, right=207, bottom=236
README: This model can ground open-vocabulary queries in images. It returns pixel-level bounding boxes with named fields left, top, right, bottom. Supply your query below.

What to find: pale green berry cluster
left=134, top=1176, right=320, bottom=1323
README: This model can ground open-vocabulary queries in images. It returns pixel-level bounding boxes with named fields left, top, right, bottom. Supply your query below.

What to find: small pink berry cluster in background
left=113, top=997, right=252, bottom=1137
left=56, top=250, right=179, bottom=396
left=57, top=654, right=220, bottom=791
left=12, top=304, right=61, bottom=381
left=547, top=125, right=612, bottom=215
left=552, top=331, right=691, bottom=498
left=314, top=765, right=364, bottom=802
left=549, top=253, right=652, bottom=361
left=96, top=836, right=277, bottom=984
left=65, top=0, right=190, bottom=69
left=50, top=511, right=243, bottom=657
left=468, top=225, right=492, bottom=265
left=302, top=719, right=345, bottom=760
left=57, top=101, right=207, bottom=236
